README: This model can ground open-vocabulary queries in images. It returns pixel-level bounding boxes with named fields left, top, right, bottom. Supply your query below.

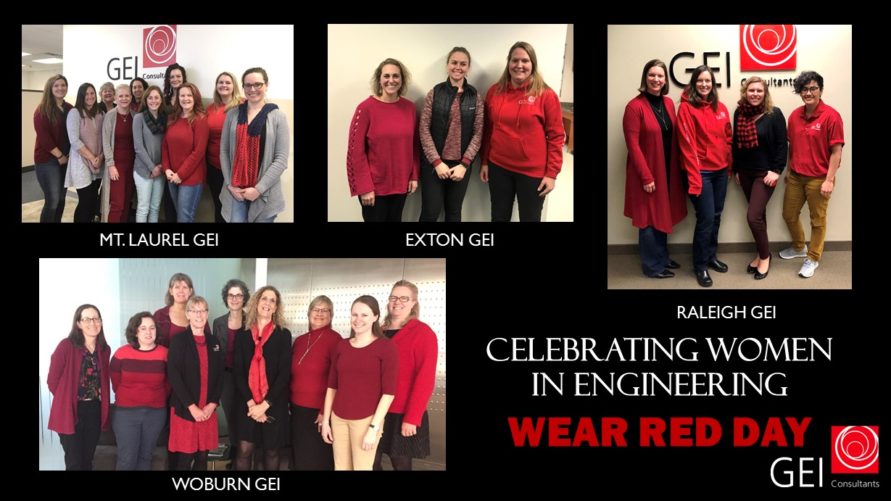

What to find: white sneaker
left=798, top=258, right=819, bottom=278
left=779, top=245, right=808, bottom=259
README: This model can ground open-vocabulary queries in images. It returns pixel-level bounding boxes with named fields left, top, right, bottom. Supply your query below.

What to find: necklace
left=296, top=331, right=323, bottom=365
left=651, top=101, right=669, bottom=131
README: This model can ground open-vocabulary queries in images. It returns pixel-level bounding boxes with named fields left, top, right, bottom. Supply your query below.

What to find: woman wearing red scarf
left=731, top=77, right=787, bottom=280
left=220, top=68, right=290, bottom=223
left=233, top=285, right=291, bottom=470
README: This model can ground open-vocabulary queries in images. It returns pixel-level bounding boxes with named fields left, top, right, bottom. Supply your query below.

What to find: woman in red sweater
left=373, top=280, right=438, bottom=470
left=33, top=74, right=73, bottom=222
left=346, top=58, right=419, bottom=222
left=110, top=312, right=169, bottom=470
left=677, top=65, right=733, bottom=287
left=205, top=72, right=244, bottom=223
left=162, top=83, right=209, bottom=222
left=481, top=41, right=565, bottom=222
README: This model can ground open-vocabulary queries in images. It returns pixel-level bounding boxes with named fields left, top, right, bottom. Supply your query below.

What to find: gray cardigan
left=101, top=108, right=134, bottom=168
left=132, top=112, right=164, bottom=179
left=219, top=106, right=290, bottom=222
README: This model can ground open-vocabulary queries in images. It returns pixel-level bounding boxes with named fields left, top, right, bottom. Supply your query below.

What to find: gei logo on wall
left=107, top=25, right=177, bottom=81
left=770, top=425, right=879, bottom=488
left=740, top=25, right=796, bottom=71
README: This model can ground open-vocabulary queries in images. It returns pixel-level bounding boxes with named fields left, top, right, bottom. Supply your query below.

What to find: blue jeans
left=639, top=226, right=671, bottom=277
left=689, top=170, right=728, bottom=271
left=134, top=174, right=164, bottom=222
left=112, top=406, right=166, bottom=470
left=168, top=182, right=203, bottom=223
left=35, top=160, right=66, bottom=222
left=230, top=199, right=276, bottom=223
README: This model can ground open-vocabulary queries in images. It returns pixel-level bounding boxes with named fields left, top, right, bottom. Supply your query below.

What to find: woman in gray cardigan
left=219, top=67, right=290, bottom=223
left=132, top=86, right=167, bottom=222
left=64, top=83, right=105, bottom=223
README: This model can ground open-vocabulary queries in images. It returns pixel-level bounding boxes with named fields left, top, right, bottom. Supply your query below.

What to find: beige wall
left=607, top=25, right=852, bottom=245
left=327, top=24, right=571, bottom=222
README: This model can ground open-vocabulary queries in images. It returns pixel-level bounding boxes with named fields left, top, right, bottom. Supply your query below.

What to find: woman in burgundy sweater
left=33, top=74, right=73, bottom=222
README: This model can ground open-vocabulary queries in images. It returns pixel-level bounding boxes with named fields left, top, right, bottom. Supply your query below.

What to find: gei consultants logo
left=740, top=25, right=796, bottom=71
left=143, top=25, right=177, bottom=68
left=832, top=425, right=879, bottom=474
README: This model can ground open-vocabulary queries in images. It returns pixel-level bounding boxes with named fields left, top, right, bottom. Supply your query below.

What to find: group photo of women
left=38, top=258, right=446, bottom=471
left=22, top=25, right=294, bottom=223
left=606, top=25, right=851, bottom=289
left=328, top=24, right=574, bottom=223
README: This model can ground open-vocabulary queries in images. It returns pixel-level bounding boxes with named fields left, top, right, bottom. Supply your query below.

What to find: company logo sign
left=740, top=25, right=796, bottom=71
left=143, top=25, right=177, bottom=68
left=831, top=426, right=879, bottom=474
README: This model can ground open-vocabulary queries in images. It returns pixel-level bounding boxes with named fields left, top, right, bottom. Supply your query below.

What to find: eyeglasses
left=801, top=86, right=820, bottom=94
left=227, top=293, right=244, bottom=299
left=189, top=309, right=208, bottom=314
left=80, top=317, right=102, bottom=324
left=243, top=82, right=265, bottom=90
left=388, top=296, right=413, bottom=304
left=312, top=308, right=331, bottom=314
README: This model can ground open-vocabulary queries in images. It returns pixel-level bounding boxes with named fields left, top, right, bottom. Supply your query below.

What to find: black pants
left=419, top=161, right=472, bottom=222
left=488, top=163, right=544, bottom=222
left=74, top=179, right=101, bottom=223
left=206, top=164, right=225, bottom=223
left=59, top=400, right=101, bottom=470
left=361, top=194, right=407, bottom=222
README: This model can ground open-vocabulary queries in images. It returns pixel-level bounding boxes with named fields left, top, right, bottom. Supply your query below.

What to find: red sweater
left=346, top=96, right=420, bottom=197
left=290, top=327, right=342, bottom=409
left=33, top=103, right=73, bottom=164
left=47, top=339, right=111, bottom=434
left=677, top=95, right=732, bottom=195
left=205, top=103, right=228, bottom=169
left=328, top=337, right=398, bottom=420
left=481, top=82, right=564, bottom=178
left=387, top=319, right=438, bottom=426
left=162, top=115, right=210, bottom=186
left=110, top=344, right=170, bottom=408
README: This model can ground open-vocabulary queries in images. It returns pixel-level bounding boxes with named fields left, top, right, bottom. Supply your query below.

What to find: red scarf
left=735, top=101, right=764, bottom=149
left=248, top=321, right=275, bottom=403
left=231, top=102, right=278, bottom=188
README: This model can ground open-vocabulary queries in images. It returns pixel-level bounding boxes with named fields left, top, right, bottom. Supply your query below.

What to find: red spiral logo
left=143, top=25, right=177, bottom=68
left=739, top=25, right=796, bottom=71
left=832, top=426, right=879, bottom=474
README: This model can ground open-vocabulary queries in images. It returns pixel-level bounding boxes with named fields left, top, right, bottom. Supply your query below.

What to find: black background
left=22, top=15, right=883, bottom=496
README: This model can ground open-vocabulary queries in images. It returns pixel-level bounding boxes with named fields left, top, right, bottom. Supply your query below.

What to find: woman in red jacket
left=373, top=280, right=438, bottom=470
left=47, top=304, right=111, bottom=470
left=677, top=65, right=733, bottom=287
left=622, top=59, right=687, bottom=278
left=481, top=41, right=565, bottom=222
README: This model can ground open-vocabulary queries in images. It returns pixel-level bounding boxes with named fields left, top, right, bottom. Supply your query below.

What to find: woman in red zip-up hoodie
left=481, top=41, right=565, bottom=222
left=677, top=65, right=733, bottom=287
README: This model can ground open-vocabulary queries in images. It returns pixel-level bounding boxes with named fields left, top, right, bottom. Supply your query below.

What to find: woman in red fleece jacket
left=373, top=280, right=439, bottom=470
left=677, top=65, right=732, bottom=287
left=481, top=41, right=565, bottom=222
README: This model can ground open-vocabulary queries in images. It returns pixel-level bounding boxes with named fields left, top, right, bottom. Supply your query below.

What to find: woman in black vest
left=418, top=47, right=484, bottom=222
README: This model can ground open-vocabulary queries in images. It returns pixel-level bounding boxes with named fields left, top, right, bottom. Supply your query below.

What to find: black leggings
left=487, top=163, right=545, bottom=222
left=74, top=179, right=101, bottom=223
left=172, top=451, right=208, bottom=471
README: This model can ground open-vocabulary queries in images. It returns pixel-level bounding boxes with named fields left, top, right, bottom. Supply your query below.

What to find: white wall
left=22, top=70, right=60, bottom=91
left=607, top=25, right=852, bottom=245
left=560, top=24, right=574, bottom=102
left=328, top=24, right=570, bottom=222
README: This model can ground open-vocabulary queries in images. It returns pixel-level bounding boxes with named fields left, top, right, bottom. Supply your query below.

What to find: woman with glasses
left=418, top=47, right=484, bottom=222
left=211, top=279, right=250, bottom=462
left=346, top=58, right=419, bottom=222
left=154, top=272, right=195, bottom=348
left=373, top=280, right=438, bottom=470
left=167, top=296, right=221, bottom=470
left=289, top=295, right=342, bottom=470
left=321, top=295, right=398, bottom=470
left=110, top=312, right=169, bottom=470
left=219, top=67, right=290, bottom=223
left=47, top=304, right=110, bottom=470
left=233, top=285, right=291, bottom=470
left=206, top=72, right=245, bottom=223
left=677, top=65, right=733, bottom=287
left=731, top=77, right=788, bottom=280
left=162, top=83, right=209, bottom=223
left=33, top=74, right=73, bottom=222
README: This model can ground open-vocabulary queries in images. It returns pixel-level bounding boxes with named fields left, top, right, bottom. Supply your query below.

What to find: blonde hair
left=382, top=280, right=420, bottom=329
left=213, top=71, right=244, bottom=112
left=738, top=76, right=774, bottom=115
left=494, top=41, right=550, bottom=97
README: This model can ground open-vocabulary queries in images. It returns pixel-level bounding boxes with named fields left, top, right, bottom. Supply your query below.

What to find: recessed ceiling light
left=22, top=52, right=31, bottom=56
left=33, top=57, right=63, bottom=64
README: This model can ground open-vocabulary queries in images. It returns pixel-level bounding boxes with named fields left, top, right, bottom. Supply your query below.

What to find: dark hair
left=349, top=295, right=383, bottom=339
left=124, top=311, right=156, bottom=348
left=242, top=67, right=269, bottom=86
left=130, top=77, right=148, bottom=100
left=164, top=272, right=194, bottom=306
left=68, top=304, right=108, bottom=350
left=168, top=83, right=206, bottom=125
left=74, top=83, right=102, bottom=119
left=447, top=46, right=472, bottom=65
left=371, top=58, right=410, bottom=98
left=163, top=63, right=187, bottom=103
left=793, top=71, right=823, bottom=94
left=682, top=65, right=719, bottom=111
left=638, top=59, right=669, bottom=96
left=221, top=279, right=250, bottom=308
